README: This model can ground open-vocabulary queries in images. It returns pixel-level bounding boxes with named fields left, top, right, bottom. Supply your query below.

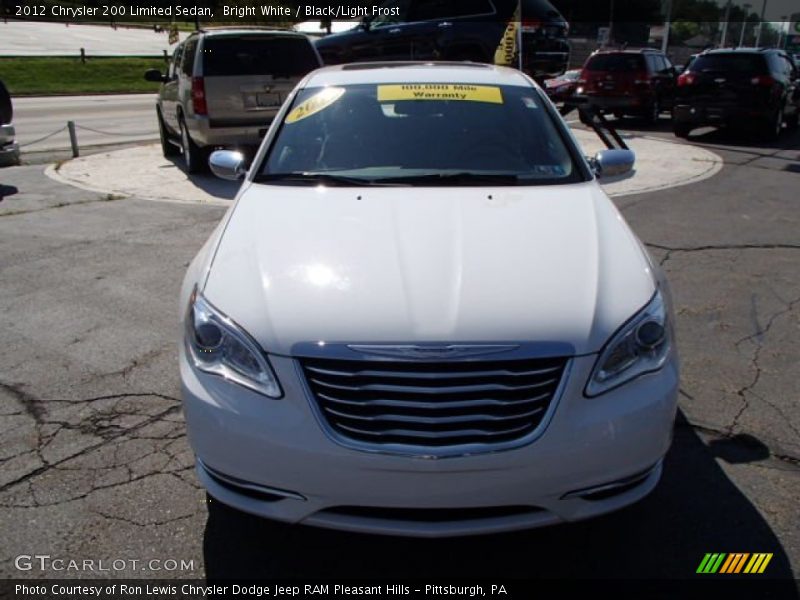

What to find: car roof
left=591, top=48, right=660, bottom=55
left=305, top=62, right=533, bottom=88
left=701, top=47, right=773, bottom=55
left=195, top=27, right=306, bottom=38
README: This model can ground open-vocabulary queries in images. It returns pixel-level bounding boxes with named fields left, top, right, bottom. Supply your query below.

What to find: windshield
left=690, top=54, right=766, bottom=74
left=258, top=83, right=582, bottom=186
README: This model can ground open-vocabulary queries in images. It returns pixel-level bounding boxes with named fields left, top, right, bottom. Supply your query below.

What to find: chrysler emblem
left=347, top=344, right=519, bottom=360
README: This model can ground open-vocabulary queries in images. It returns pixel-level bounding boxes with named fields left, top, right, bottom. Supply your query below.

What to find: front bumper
left=577, top=95, right=650, bottom=112
left=673, top=103, right=769, bottom=127
left=181, top=348, right=679, bottom=537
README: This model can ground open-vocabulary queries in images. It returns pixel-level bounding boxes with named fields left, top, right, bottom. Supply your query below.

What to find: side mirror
left=592, top=149, right=635, bottom=178
left=209, top=150, right=246, bottom=181
left=144, top=69, right=167, bottom=83
left=360, top=17, right=372, bottom=31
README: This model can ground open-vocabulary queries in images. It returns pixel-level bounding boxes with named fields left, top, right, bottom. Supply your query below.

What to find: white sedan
left=179, top=62, right=679, bottom=537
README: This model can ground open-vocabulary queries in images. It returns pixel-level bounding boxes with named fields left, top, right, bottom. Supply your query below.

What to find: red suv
left=576, top=49, right=678, bottom=123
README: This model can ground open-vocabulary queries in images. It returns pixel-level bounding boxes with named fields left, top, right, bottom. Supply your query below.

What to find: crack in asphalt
left=90, top=345, right=173, bottom=382
left=89, top=507, right=196, bottom=528
left=678, top=389, right=800, bottom=467
left=0, top=386, right=182, bottom=495
left=0, top=194, right=126, bottom=218
left=646, top=243, right=800, bottom=267
left=0, top=381, right=47, bottom=422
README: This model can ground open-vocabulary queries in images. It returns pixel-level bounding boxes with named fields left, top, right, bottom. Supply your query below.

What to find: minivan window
left=585, top=53, right=646, bottom=72
left=690, top=54, right=767, bottom=73
left=259, top=83, right=582, bottom=186
left=202, top=36, right=318, bottom=77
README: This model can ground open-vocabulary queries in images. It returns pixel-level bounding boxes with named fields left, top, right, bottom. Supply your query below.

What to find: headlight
left=185, top=288, right=282, bottom=398
left=585, top=290, right=671, bottom=397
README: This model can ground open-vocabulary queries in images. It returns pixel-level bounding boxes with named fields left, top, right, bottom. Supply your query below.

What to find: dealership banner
left=3, top=579, right=798, bottom=599
left=4, top=0, right=799, bottom=24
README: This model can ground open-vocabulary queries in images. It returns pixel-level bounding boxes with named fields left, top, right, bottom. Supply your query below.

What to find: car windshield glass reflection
left=257, top=83, right=581, bottom=186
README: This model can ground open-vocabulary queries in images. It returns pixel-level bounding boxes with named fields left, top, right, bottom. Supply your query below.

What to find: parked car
left=314, top=0, right=570, bottom=81
left=576, top=48, right=678, bottom=123
left=673, top=48, right=800, bottom=140
left=180, top=62, right=679, bottom=537
left=543, top=68, right=580, bottom=111
left=0, top=79, right=20, bottom=167
left=145, top=28, right=322, bottom=173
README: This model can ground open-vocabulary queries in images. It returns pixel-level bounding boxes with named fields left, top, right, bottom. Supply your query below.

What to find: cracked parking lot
left=0, top=125, right=798, bottom=583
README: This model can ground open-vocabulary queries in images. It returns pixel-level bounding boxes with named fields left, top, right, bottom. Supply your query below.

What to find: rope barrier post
left=80, top=47, right=86, bottom=64
left=67, top=121, right=79, bottom=158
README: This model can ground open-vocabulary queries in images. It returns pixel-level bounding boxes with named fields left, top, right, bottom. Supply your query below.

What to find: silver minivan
left=146, top=28, right=322, bottom=173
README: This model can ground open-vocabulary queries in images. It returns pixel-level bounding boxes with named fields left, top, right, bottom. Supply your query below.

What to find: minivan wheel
left=179, top=117, right=207, bottom=173
left=157, top=110, right=179, bottom=158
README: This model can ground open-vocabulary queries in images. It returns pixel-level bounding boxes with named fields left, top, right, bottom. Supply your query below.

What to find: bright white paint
left=176, top=63, right=680, bottom=535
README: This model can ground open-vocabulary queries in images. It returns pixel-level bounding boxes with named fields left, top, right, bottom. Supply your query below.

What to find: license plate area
left=243, top=92, right=282, bottom=110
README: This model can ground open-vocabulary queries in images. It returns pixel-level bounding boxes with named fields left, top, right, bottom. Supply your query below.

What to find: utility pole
left=608, top=0, right=614, bottom=46
left=661, top=0, right=673, bottom=54
left=777, top=15, right=788, bottom=49
left=739, top=4, right=751, bottom=47
left=755, top=0, right=768, bottom=47
left=720, top=0, right=732, bottom=47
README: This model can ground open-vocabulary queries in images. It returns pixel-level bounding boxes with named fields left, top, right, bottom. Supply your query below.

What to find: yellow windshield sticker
left=377, top=84, right=503, bottom=104
left=285, top=87, right=345, bottom=124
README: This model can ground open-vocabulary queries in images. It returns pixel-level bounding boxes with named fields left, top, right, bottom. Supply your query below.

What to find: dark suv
left=576, top=49, right=677, bottom=123
left=314, top=0, right=570, bottom=80
left=673, top=48, right=799, bottom=139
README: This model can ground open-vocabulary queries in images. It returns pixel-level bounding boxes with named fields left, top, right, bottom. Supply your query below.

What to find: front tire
left=179, top=116, right=207, bottom=173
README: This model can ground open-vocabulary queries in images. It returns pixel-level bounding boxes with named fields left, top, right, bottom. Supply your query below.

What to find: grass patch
left=0, top=56, right=169, bottom=95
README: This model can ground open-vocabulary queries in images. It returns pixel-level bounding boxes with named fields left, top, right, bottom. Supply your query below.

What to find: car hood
left=203, top=181, right=655, bottom=357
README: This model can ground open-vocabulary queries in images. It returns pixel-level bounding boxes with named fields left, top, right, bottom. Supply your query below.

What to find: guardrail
left=19, top=121, right=157, bottom=156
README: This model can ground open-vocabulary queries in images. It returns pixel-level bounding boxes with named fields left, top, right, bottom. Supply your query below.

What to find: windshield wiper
left=254, top=172, right=408, bottom=187
left=375, top=173, right=521, bottom=186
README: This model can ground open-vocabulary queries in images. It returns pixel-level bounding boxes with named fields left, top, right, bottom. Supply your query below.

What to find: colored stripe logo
left=697, top=553, right=773, bottom=574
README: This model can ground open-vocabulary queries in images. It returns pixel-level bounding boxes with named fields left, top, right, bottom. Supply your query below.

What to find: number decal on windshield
left=286, top=87, right=346, bottom=124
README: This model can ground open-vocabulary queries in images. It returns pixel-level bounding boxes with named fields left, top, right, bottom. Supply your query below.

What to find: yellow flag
left=493, top=3, right=520, bottom=66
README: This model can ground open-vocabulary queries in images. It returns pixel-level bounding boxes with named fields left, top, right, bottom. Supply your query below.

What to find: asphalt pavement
left=13, top=94, right=157, bottom=153
left=0, top=119, right=798, bottom=587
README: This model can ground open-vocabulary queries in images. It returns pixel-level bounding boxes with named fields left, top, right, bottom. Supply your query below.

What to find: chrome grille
left=300, top=356, right=568, bottom=451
